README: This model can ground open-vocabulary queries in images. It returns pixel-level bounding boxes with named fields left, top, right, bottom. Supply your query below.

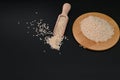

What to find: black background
left=0, top=0, right=120, bottom=80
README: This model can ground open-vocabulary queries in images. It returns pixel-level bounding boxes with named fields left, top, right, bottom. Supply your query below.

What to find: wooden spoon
left=53, top=3, right=71, bottom=37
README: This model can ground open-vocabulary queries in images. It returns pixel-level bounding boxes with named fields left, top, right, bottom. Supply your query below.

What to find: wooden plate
left=72, top=12, right=120, bottom=51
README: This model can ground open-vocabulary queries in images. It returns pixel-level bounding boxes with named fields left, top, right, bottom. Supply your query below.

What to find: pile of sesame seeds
left=18, top=11, right=69, bottom=53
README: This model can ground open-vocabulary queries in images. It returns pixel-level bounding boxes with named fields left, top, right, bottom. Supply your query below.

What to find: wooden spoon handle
left=53, top=3, right=71, bottom=36
left=61, top=3, right=71, bottom=16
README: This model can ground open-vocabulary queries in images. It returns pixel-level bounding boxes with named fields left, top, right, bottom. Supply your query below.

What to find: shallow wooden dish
left=72, top=12, right=120, bottom=51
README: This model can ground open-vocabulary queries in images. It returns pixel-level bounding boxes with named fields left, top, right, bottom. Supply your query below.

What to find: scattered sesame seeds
left=27, top=26, right=30, bottom=29
left=27, top=31, right=29, bottom=34
left=18, top=21, right=20, bottom=24
left=26, top=22, right=29, bottom=24
left=43, top=50, right=46, bottom=53
left=36, top=35, right=39, bottom=37
left=64, top=36, right=69, bottom=40
left=33, top=27, right=35, bottom=30
left=59, top=52, right=62, bottom=55
left=35, top=11, right=38, bottom=14
left=21, top=11, right=69, bottom=53
left=40, top=38, right=42, bottom=40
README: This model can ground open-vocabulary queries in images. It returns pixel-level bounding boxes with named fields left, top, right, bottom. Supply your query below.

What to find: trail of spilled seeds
left=18, top=11, right=69, bottom=53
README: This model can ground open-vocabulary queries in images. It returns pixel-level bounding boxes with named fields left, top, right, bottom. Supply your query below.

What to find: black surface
left=0, top=0, right=120, bottom=80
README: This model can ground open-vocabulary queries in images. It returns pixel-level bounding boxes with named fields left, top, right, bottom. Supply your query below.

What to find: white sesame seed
left=35, top=12, right=38, bottom=14
left=18, top=21, right=20, bottom=24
